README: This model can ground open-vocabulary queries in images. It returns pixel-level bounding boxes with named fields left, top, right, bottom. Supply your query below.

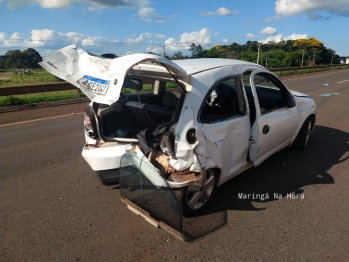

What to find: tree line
left=170, top=37, right=341, bottom=67
left=0, top=37, right=341, bottom=70
left=0, top=48, right=42, bottom=70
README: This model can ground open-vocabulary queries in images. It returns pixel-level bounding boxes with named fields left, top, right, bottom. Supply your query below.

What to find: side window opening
left=253, top=73, right=288, bottom=113
left=242, top=71, right=289, bottom=126
left=199, top=76, right=246, bottom=123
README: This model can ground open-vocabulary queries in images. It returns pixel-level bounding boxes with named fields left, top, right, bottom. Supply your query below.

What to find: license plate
left=77, top=75, right=110, bottom=95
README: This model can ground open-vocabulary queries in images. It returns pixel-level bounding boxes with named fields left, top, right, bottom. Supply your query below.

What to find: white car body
left=40, top=45, right=316, bottom=215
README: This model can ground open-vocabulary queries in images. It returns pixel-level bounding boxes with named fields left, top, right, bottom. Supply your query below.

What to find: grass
left=0, top=83, right=177, bottom=107
left=0, top=90, right=85, bottom=107
left=274, top=65, right=349, bottom=76
left=123, top=82, right=179, bottom=93
left=1, top=65, right=347, bottom=107
left=0, top=68, right=61, bottom=86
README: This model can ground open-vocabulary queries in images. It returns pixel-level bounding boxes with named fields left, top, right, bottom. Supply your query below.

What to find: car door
left=246, top=70, right=298, bottom=166
left=197, top=75, right=251, bottom=185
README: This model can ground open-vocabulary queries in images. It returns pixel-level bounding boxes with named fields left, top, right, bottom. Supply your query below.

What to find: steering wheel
left=206, top=85, right=228, bottom=107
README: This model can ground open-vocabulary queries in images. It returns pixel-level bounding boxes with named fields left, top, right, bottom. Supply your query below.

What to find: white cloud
left=37, top=0, right=72, bottom=8
left=146, top=28, right=213, bottom=55
left=138, top=7, right=156, bottom=17
left=222, top=39, right=228, bottom=44
left=275, top=0, right=349, bottom=17
left=125, top=32, right=152, bottom=44
left=259, top=27, right=277, bottom=35
left=0, top=32, right=26, bottom=48
left=201, top=7, right=239, bottom=16
left=155, top=34, right=166, bottom=39
left=246, top=33, right=257, bottom=39
left=5, top=0, right=34, bottom=9
left=3, top=1, right=173, bottom=23
left=4, top=0, right=151, bottom=9
left=259, top=33, right=307, bottom=44
left=0, top=29, right=120, bottom=53
left=179, top=28, right=212, bottom=46
left=136, top=5, right=169, bottom=22
left=264, top=15, right=284, bottom=22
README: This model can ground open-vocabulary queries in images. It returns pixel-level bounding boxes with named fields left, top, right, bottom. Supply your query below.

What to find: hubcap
left=186, top=170, right=215, bottom=210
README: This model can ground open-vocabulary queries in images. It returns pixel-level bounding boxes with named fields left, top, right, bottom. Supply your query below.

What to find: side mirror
left=287, top=94, right=296, bottom=108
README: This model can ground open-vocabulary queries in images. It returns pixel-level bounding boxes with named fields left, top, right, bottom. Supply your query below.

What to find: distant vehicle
left=16, top=69, right=31, bottom=74
left=41, top=45, right=316, bottom=216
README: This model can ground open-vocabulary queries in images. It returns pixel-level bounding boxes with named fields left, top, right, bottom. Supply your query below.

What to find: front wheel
left=292, top=117, right=312, bottom=150
left=174, top=168, right=218, bottom=217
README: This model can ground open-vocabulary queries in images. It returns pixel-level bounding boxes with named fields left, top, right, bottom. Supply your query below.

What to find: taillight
left=83, top=108, right=97, bottom=139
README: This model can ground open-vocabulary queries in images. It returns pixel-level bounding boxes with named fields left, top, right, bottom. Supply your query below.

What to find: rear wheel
left=292, top=116, right=312, bottom=150
left=174, top=168, right=218, bottom=217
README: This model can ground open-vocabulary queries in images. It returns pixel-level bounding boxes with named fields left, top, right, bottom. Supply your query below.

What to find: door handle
left=262, top=125, right=270, bottom=134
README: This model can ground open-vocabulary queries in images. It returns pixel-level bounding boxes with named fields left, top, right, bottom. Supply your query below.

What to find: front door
left=246, top=70, right=298, bottom=166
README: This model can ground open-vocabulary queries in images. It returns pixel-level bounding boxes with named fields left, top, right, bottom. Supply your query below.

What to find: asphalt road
left=1, top=70, right=348, bottom=261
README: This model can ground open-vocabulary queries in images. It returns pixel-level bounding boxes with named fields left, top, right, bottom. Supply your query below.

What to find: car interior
left=94, top=78, right=182, bottom=144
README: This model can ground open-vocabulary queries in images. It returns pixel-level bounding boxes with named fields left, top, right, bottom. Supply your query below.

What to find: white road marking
left=282, top=71, right=347, bottom=82
left=0, top=112, right=82, bottom=127
left=336, top=79, right=349, bottom=84
left=319, top=93, right=341, bottom=97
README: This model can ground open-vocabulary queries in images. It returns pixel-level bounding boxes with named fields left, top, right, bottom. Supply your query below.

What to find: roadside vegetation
left=0, top=83, right=179, bottom=107
left=0, top=37, right=347, bottom=107
left=170, top=37, right=342, bottom=68
left=0, top=68, right=61, bottom=86
left=0, top=90, right=85, bottom=107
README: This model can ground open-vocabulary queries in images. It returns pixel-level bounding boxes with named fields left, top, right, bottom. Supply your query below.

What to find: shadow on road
left=182, top=125, right=348, bottom=241
left=112, top=125, right=348, bottom=242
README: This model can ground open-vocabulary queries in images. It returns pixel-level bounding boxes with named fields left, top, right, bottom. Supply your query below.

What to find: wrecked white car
left=40, top=45, right=316, bottom=216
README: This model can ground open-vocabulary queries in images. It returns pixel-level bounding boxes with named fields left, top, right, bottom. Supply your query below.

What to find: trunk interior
left=94, top=81, right=182, bottom=144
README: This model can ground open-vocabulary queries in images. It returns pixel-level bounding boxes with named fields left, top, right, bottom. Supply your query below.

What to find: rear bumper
left=82, top=143, right=133, bottom=171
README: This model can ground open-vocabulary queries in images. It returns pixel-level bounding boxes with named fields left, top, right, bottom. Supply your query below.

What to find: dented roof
left=172, top=58, right=264, bottom=75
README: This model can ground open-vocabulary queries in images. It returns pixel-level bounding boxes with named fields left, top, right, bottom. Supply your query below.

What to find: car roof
left=171, top=58, right=264, bottom=75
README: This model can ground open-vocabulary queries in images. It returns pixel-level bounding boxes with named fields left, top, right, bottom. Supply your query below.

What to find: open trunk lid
left=39, top=45, right=189, bottom=105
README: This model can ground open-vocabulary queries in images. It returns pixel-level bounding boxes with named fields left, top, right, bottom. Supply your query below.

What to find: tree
left=23, top=48, right=42, bottom=67
left=189, top=43, right=203, bottom=58
left=293, top=37, right=324, bottom=66
left=0, top=48, right=42, bottom=69
left=227, top=51, right=238, bottom=59
left=229, top=42, right=241, bottom=53
left=172, top=51, right=184, bottom=60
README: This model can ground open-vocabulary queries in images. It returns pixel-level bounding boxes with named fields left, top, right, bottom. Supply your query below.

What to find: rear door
left=197, top=75, right=251, bottom=185
left=246, top=70, right=297, bottom=166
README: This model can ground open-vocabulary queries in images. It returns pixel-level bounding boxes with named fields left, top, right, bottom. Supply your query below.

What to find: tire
left=174, top=168, right=218, bottom=217
left=292, top=116, right=312, bottom=150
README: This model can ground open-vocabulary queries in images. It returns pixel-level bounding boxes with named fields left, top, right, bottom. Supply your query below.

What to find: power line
left=0, top=37, right=193, bottom=47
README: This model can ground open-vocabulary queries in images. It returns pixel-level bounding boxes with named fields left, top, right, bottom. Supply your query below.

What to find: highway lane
left=1, top=70, right=348, bottom=261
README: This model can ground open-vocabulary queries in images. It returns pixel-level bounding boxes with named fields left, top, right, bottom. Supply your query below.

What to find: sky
left=0, top=0, right=348, bottom=58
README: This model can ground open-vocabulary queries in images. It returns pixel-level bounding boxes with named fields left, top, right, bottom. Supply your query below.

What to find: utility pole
left=161, top=44, right=166, bottom=57
left=301, top=49, right=305, bottom=67
left=256, top=44, right=260, bottom=64
left=312, top=51, right=316, bottom=65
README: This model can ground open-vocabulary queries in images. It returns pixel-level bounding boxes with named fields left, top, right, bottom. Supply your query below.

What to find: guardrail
left=0, top=82, right=78, bottom=96
left=269, top=64, right=348, bottom=73
left=0, top=64, right=347, bottom=97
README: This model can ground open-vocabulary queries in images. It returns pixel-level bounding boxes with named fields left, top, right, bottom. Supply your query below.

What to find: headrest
left=163, top=91, right=181, bottom=108
left=123, top=78, right=142, bottom=90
